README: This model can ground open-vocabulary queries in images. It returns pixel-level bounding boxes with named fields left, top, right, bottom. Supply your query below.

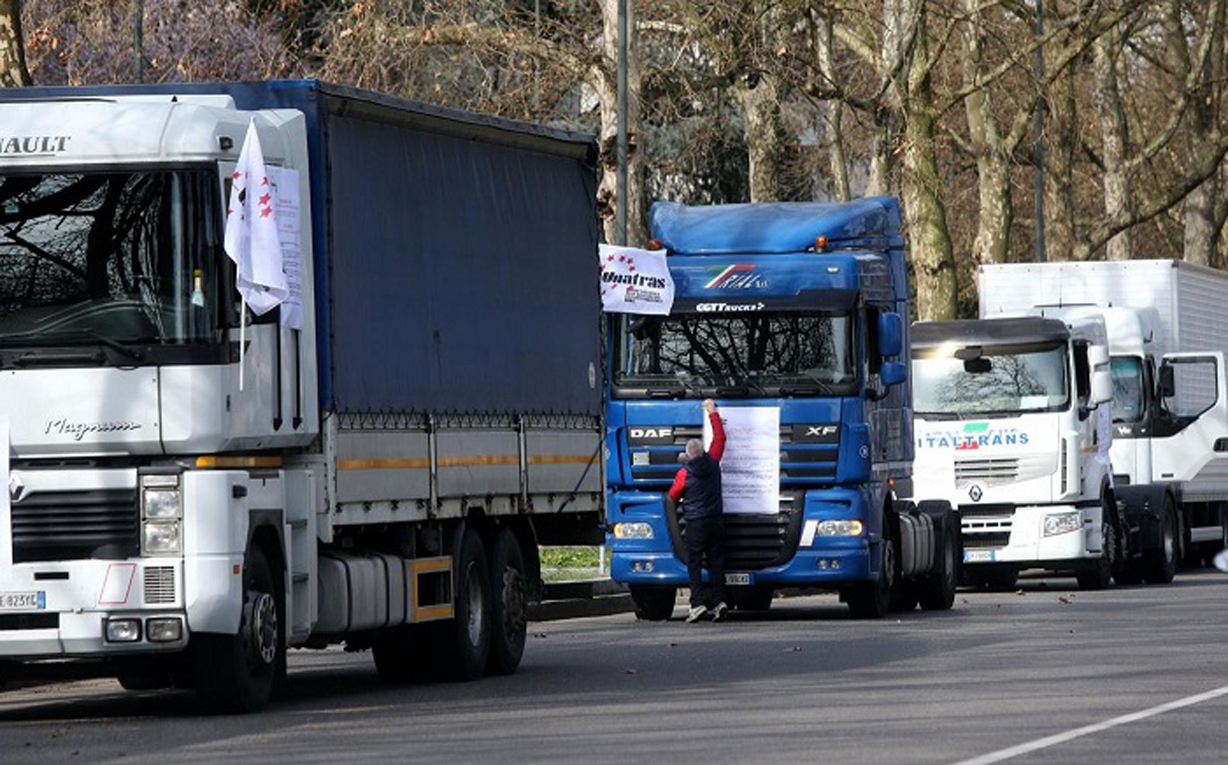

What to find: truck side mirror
left=1091, top=369, right=1113, bottom=405
left=1158, top=364, right=1175, bottom=398
left=1088, top=345, right=1112, bottom=405
left=881, top=360, right=906, bottom=388
left=878, top=312, right=904, bottom=357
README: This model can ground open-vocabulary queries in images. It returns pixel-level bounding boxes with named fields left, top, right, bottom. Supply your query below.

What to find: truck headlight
left=816, top=520, right=864, bottom=537
left=143, top=521, right=182, bottom=554
left=614, top=522, right=654, bottom=539
left=143, top=488, right=181, bottom=519
left=1043, top=511, right=1082, bottom=537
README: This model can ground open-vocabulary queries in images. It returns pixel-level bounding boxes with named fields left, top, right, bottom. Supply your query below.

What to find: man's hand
left=703, top=398, right=717, bottom=414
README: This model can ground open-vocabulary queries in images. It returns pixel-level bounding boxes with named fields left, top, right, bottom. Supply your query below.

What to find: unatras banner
left=598, top=244, right=674, bottom=315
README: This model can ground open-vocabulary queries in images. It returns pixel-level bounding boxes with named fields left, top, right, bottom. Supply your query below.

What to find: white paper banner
left=598, top=244, right=674, bottom=315
left=705, top=407, right=780, bottom=514
left=266, top=166, right=304, bottom=330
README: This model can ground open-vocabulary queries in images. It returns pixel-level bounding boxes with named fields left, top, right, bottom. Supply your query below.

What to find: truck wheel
left=1076, top=513, right=1116, bottom=591
left=444, top=528, right=492, bottom=681
left=486, top=528, right=528, bottom=676
left=1142, top=502, right=1178, bottom=585
left=918, top=523, right=957, bottom=611
left=847, top=537, right=895, bottom=619
left=629, top=585, right=677, bottom=621
left=730, top=587, right=773, bottom=612
left=193, top=545, right=283, bottom=713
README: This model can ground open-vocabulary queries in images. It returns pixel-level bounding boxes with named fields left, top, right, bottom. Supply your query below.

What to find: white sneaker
left=711, top=602, right=729, bottom=622
left=686, top=605, right=708, bottom=623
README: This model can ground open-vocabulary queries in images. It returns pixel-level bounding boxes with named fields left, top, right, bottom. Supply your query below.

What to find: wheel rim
left=464, top=561, right=485, bottom=646
left=881, top=539, right=896, bottom=594
left=500, top=565, right=526, bottom=642
left=244, top=590, right=278, bottom=669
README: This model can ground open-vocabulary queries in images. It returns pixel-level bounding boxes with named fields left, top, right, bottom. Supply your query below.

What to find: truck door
left=1151, top=352, right=1228, bottom=486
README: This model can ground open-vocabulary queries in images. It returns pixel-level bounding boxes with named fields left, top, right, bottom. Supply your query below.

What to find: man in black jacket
left=668, top=399, right=728, bottom=622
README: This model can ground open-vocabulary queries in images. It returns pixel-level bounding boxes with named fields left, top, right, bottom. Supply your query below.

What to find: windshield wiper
left=715, top=379, right=770, bottom=398
left=80, top=330, right=145, bottom=363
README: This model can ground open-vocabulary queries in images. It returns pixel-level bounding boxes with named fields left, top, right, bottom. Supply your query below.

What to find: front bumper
left=611, top=542, right=874, bottom=588
left=0, top=559, right=189, bottom=659
left=961, top=503, right=1102, bottom=565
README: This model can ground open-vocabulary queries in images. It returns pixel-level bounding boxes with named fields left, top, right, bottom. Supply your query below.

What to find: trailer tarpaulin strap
left=599, top=244, right=674, bottom=315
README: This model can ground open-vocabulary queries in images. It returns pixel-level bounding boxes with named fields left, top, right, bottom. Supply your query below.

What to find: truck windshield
left=912, top=342, right=1069, bottom=416
left=615, top=311, right=855, bottom=397
left=1111, top=356, right=1145, bottom=423
left=0, top=169, right=222, bottom=349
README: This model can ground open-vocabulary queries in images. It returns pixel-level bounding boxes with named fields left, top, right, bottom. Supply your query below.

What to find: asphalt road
left=0, top=570, right=1225, bottom=764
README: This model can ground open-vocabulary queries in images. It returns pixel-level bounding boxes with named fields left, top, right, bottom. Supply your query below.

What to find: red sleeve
left=708, top=411, right=727, bottom=463
left=668, top=467, right=687, bottom=502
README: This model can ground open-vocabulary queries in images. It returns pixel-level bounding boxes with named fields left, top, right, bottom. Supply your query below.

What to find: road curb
left=530, top=578, right=635, bottom=621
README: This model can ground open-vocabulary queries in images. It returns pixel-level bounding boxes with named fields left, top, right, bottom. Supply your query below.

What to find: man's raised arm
left=705, top=399, right=726, bottom=462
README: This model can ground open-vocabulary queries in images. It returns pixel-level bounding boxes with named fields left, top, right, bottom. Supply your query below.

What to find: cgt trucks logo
left=0, top=135, right=72, bottom=156
left=918, top=422, right=1029, bottom=450
left=704, top=264, right=769, bottom=290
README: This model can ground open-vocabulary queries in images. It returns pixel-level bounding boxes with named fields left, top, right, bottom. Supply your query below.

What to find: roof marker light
left=647, top=239, right=664, bottom=251
left=814, top=235, right=829, bottom=252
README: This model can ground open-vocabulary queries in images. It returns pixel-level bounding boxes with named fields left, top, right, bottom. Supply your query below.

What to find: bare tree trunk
left=1044, top=66, right=1077, bottom=259
left=733, top=74, right=789, bottom=202
left=867, top=0, right=905, bottom=197
left=902, top=4, right=956, bottom=320
left=815, top=11, right=850, bottom=201
left=960, top=0, right=1011, bottom=265
left=1180, top=0, right=1225, bottom=265
left=0, top=0, right=32, bottom=87
left=1094, top=26, right=1133, bottom=261
left=597, top=0, right=646, bottom=246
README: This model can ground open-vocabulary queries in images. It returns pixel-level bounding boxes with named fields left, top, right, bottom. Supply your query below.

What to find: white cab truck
left=0, top=81, right=604, bottom=711
left=910, top=313, right=1119, bottom=590
left=980, top=260, right=1228, bottom=579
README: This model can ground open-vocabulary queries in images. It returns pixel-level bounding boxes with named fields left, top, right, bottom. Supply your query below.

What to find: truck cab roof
left=912, top=316, right=1071, bottom=348
left=650, top=197, right=903, bottom=255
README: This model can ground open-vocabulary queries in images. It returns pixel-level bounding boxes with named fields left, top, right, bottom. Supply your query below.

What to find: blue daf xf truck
left=605, top=198, right=959, bottom=619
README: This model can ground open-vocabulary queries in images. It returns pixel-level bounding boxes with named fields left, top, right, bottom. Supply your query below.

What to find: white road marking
left=953, top=684, right=1228, bottom=765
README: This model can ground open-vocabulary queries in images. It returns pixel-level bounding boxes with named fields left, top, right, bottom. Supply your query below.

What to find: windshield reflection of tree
left=0, top=172, right=211, bottom=343
left=640, top=315, right=845, bottom=384
left=935, top=353, right=1052, bottom=412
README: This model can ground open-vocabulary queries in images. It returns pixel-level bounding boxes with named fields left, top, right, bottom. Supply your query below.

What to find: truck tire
left=443, top=528, right=492, bottom=681
left=730, top=587, right=773, bottom=612
left=486, top=528, right=528, bottom=676
left=918, top=522, right=957, bottom=611
left=629, top=585, right=677, bottom=621
left=1142, top=501, right=1178, bottom=585
left=193, top=545, right=283, bottom=713
left=846, top=537, right=895, bottom=619
left=1076, top=512, right=1116, bottom=591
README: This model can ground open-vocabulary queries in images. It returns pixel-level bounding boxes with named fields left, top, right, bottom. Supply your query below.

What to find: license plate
left=0, top=591, right=46, bottom=612
left=725, top=573, right=753, bottom=585
left=964, top=550, right=995, bottom=563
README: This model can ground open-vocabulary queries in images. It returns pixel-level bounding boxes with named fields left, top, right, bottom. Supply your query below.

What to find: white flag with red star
left=598, top=244, right=674, bottom=315
left=224, top=119, right=289, bottom=316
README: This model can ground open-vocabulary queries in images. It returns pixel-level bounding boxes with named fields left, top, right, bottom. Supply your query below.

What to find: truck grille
left=667, top=493, right=804, bottom=571
left=962, top=532, right=1011, bottom=550
left=144, top=566, right=177, bottom=605
left=11, top=489, right=139, bottom=563
left=955, top=457, right=1020, bottom=484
